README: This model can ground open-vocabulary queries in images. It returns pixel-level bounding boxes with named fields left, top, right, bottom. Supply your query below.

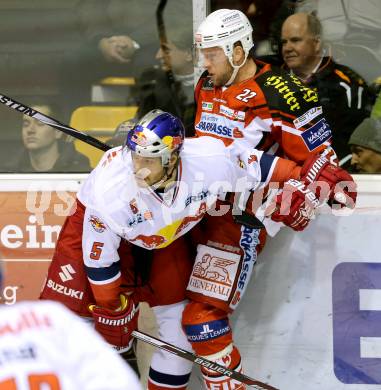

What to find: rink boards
left=0, top=174, right=380, bottom=390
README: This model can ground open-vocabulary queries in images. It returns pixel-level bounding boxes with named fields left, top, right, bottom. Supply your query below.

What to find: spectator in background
left=0, top=260, right=141, bottom=389
left=136, top=23, right=195, bottom=137
left=79, top=0, right=158, bottom=80
left=79, top=0, right=191, bottom=80
left=295, top=0, right=381, bottom=83
left=108, top=20, right=195, bottom=147
left=6, top=103, right=90, bottom=173
left=349, top=117, right=381, bottom=173
left=280, top=12, right=374, bottom=164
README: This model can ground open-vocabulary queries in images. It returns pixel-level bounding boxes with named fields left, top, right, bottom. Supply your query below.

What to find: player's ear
left=169, top=152, right=179, bottom=167
left=232, top=44, right=245, bottom=66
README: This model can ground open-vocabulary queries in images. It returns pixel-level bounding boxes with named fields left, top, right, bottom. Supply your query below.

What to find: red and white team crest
left=89, top=215, right=106, bottom=233
left=248, top=154, right=258, bottom=164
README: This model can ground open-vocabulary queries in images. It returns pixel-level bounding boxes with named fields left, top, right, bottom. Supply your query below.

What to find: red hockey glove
left=300, top=154, right=357, bottom=209
left=89, top=294, right=139, bottom=353
left=270, top=179, right=320, bottom=231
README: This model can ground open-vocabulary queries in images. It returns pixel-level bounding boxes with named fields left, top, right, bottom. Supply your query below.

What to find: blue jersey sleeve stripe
left=259, top=153, right=276, bottom=183
left=85, top=260, right=120, bottom=282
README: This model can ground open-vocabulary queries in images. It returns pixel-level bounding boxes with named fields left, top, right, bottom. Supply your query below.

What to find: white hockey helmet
left=195, top=9, right=253, bottom=62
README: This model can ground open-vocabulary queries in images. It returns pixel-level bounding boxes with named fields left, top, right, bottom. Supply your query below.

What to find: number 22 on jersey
left=236, top=89, right=257, bottom=103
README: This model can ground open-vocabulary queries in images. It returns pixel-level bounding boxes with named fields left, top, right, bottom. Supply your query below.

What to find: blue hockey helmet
left=126, top=109, right=185, bottom=166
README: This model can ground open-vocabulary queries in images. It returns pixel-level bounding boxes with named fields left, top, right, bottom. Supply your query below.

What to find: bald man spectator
left=280, top=12, right=375, bottom=163
left=349, top=117, right=381, bottom=173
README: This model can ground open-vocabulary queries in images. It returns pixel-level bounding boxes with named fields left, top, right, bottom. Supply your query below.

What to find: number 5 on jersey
left=90, top=242, right=104, bottom=260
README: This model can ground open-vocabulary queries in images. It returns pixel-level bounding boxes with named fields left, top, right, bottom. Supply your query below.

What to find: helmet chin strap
left=150, top=155, right=180, bottom=191
left=225, top=52, right=249, bottom=86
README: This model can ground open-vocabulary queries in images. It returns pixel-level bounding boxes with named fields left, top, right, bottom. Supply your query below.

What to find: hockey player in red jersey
left=40, top=109, right=315, bottom=389
left=182, top=9, right=357, bottom=389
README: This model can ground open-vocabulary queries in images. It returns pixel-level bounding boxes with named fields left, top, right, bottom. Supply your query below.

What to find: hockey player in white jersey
left=0, top=261, right=141, bottom=390
left=40, top=109, right=316, bottom=389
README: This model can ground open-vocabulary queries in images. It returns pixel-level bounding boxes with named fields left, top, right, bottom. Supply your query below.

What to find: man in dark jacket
left=280, top=12, right=375, bottom=163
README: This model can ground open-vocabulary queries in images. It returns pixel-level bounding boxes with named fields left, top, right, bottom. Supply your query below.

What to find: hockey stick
left=0, top=92, right=265, bottom=227
left=1, top=92, right=276, bottom=386
left=0, top=94, right=111, bottom=152
left=132, top=330, right=278, bottom=390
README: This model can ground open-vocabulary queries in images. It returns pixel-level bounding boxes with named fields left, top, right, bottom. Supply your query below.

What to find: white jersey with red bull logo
left=77, top=136, right=277, bottom=289
left=0, top=300, right=141, bottom=390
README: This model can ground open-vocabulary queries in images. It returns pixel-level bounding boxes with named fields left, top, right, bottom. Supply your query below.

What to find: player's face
left=22, top=105, right=61, bottom=151
left=281, top=18, right=321, bottom=75
left=131, top=153, right=165, bottom=187
left=350, top=145, right=381, bottom=173
left=200, top=47, right=233, bottom=87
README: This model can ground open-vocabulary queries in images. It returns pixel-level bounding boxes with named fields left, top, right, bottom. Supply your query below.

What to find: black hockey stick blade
left=132, top=330, right=278, bottom=390
left=233, top=211, right=265, bottom=229
left=0, top=93, right=111, bottom=152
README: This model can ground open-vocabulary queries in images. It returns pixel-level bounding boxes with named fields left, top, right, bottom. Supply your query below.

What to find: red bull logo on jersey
left=130, top=234, right=166, bottom=249
left=195, top=112, right=244, bottom=139
left=175, top=202, right=207, bottom=237
left=89, top=215, right=106, bottom=233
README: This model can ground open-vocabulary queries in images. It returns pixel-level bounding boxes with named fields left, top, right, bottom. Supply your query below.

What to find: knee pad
left=182, top=301, right=233, bottom=356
